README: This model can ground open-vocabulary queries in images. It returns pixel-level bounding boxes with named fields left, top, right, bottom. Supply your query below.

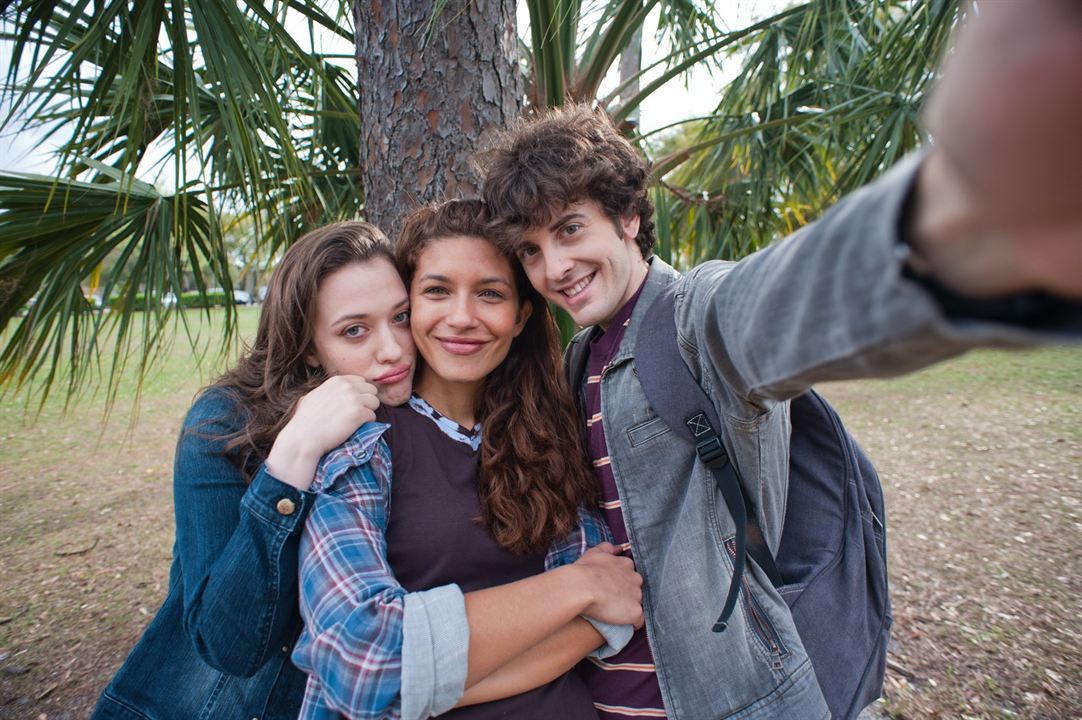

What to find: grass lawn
left=0, top=308, right=1079, bottom=719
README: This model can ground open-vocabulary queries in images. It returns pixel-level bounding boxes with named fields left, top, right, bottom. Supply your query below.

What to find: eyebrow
left=331, top=297, right=409, bottom=326
left=419, top=273, right=513, bottom=288
left=548, top=211, right=587, bottom=232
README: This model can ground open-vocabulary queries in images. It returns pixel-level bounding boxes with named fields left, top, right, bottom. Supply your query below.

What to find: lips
left=560, top=272, right=595, bottom=300
left=437, top=337, right=488, bottom=356
left=374, top=365, right=411, bottom=385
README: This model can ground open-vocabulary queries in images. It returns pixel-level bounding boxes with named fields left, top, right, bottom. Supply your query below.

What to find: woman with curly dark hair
left=294, top=199, right=643, bottom=720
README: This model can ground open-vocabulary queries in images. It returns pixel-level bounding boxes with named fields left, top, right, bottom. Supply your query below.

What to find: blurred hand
left=266, top=375, right=380, bottom=491
left=916, top=0, right=1082, bottom=297
left=574, top=543, right=644, bottom=628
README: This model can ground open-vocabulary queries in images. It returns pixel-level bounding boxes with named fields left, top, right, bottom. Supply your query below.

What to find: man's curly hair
left=480, top=104, right=656, bottom=258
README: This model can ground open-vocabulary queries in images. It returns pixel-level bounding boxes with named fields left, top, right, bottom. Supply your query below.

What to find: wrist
left=271, top=422, right=326, bottom=463
left=266, top=434, right=323, bottom=492
left=557, top=563, right=598, bottom=616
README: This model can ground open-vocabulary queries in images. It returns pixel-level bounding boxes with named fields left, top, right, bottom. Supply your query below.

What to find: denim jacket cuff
left=581, top=616, right=634, bottom=659
left=401, top=584, right=468, bottom=720
left=240, top=465, right=316, bottom=532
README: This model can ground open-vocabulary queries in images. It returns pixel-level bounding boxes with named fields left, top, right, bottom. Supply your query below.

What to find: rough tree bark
left=354, top=0, right=523, bottom=239
left=618, top=22, right=642, bottom=127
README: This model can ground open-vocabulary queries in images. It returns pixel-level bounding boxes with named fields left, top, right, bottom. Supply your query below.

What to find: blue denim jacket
left=91, top=390, right=314, bottom=719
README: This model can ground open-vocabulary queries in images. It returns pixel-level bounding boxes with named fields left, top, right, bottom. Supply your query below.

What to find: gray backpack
left=566, top=283, right=891, bottom=720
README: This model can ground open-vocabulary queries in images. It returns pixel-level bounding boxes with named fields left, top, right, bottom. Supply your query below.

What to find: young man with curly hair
left=480, top=3, right=1081, bottom=718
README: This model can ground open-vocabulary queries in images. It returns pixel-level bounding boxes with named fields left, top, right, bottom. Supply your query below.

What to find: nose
left=445, top=294, right=478, bottom=329
left=374, top=324, right=404, bottom=364
left=545, top=249, right=573, bottom=284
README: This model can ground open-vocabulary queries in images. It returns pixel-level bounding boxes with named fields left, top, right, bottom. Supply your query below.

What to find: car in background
left=160, top=288, right=250, bottom=308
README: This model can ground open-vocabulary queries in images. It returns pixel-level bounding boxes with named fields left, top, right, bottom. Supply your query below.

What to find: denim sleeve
left=682, top=152, right=1081, bottom=410
left=173, top=390, right=315, bottom=677
left=292, top=450, right=468, bottom=720
left=544, top=507, right=632, bottom=658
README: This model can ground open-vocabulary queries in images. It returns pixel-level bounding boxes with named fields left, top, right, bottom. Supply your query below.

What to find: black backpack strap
left=564, top=326, right=601, bottom=466
left=564, top=328, right=593, bottom=393
left=635, top=285, right=781, bottom=632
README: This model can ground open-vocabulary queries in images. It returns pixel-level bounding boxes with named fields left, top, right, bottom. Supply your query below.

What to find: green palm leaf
left=654, top=0, right=958, bottom=265
left=0, top=170, right=227, bottom=409
left=1, top=0, right=362, bottom=404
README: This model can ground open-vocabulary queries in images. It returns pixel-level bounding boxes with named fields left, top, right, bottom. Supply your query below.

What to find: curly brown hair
left=397, top=199, right=597, bottom=554
left=210, top=222, right=395, bottom=479
left=480, top=103, right=656, bottom=257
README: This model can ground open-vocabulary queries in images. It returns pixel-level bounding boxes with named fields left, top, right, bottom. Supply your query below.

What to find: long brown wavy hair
left=210, top=221, right=395, bottom=479
left=397, top=199, right=597, bottom=554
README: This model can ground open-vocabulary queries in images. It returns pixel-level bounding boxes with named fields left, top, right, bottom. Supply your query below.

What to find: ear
left=513, top=300, right=533, bottom=337
left=620, top=213, right=641, bottom=245
left=304, top=348, right=321, bottom=369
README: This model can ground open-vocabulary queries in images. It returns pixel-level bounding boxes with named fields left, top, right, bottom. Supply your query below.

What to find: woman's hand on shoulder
left=571, top=543, right=644, bottom=628
left=266, top=375, right=380, bottom=491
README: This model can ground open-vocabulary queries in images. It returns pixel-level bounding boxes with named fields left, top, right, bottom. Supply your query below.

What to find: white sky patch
left=623, top=0, right=793, bottom=135
left=0, top=36, right=67, bottom=174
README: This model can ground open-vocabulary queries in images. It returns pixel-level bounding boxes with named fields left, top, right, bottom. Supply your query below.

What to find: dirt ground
left=822, top=349, right=1081, bottom=719
left=0, top=346, right=1079, bottom=719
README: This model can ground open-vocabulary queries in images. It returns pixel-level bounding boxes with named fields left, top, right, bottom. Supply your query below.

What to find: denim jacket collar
left=607, top=256, right=681, bottom=369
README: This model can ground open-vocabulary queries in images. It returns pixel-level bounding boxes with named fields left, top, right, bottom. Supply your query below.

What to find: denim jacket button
left=276, top=498, right=296, bottom=516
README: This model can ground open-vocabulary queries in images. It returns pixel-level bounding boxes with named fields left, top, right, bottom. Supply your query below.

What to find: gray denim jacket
left=577, top=154, right=1057, bottom=719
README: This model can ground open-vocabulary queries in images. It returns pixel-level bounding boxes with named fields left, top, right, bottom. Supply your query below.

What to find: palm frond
left=0, top=0, right=361, bottom=404
left=653, top=0, right=959, bottom=266
left=0, top=170, right=230, bottom=409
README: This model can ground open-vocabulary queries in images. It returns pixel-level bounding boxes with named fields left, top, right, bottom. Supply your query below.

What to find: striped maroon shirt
left=578, top=281, right=668, bottom=719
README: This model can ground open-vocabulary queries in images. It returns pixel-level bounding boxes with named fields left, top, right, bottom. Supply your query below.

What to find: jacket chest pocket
left=626, top=415, right=671, bottom=447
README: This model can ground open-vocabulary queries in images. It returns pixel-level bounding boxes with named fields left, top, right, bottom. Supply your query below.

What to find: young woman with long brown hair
left=92, top=222, right=415, bottom=719
left=293, top=199, right=643, bottom=720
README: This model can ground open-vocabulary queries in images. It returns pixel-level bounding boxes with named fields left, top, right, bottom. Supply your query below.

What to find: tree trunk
left=618, top=21, right=642, bottom=128
left=354, top=0, right=523, bottom=239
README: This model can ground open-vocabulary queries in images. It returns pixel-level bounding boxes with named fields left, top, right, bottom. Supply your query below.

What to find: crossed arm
left=292, top=440, right=640, bottom=720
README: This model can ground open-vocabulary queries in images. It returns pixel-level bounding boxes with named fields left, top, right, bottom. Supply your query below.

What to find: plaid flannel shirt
left=292, top=421, right=613, bottom=720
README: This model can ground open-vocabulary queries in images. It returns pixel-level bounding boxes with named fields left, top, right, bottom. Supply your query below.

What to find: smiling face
left=517, top=200, right=648, bottom=329
left=306, top=256, right=416, bottom=406
left=409, top=235, right=531, bottom=403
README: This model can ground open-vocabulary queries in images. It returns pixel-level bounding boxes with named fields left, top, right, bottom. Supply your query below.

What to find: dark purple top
left=380, top=398, right=599, bottom=720
left=577, top=280, right=668, bottom=719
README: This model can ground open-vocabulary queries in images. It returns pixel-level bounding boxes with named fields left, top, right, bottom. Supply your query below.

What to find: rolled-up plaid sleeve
left=292, top=428, right=468, bottom=719
left=543, top=507, right=632, bottom=658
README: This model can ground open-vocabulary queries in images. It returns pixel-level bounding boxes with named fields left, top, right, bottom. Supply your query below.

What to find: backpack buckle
left=695, top=435, right=729, bottom=468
